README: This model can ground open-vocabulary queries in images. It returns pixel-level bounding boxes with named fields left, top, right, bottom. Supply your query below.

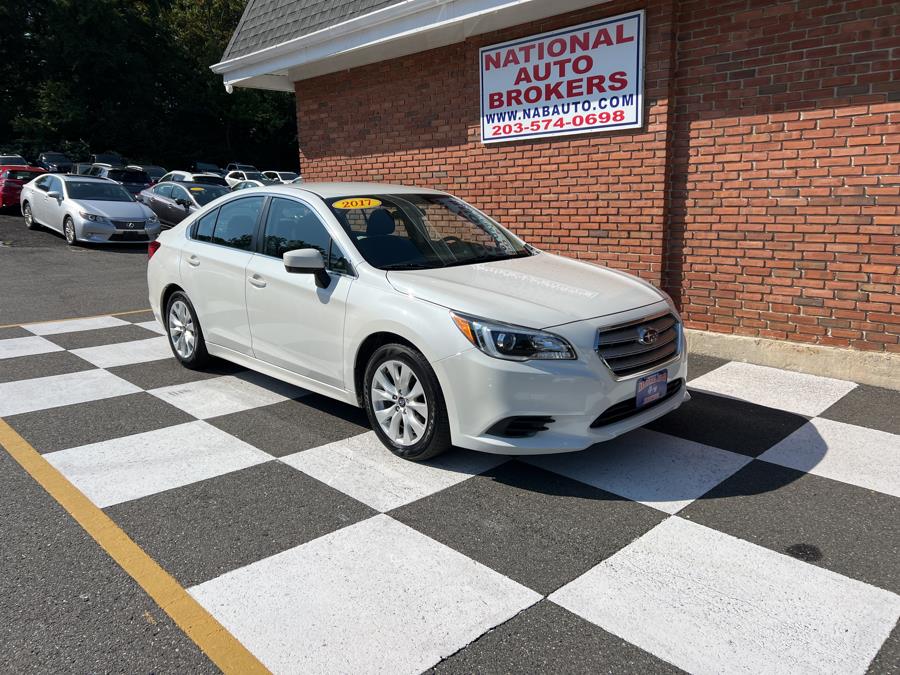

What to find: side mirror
left=283, top=248, right=330, bottom=288
left=175, top=198, right=190, bottom=208
left=47, top=191, right=61, bottom=200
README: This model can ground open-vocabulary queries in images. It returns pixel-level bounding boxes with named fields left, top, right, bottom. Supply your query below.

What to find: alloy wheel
left=23, top=203, right=33, bottom=227
left=64, top=218, right=75, bottom=244
left=370, top=359, right=429, bottom=446
left=168, top=299, right=196, bottom=359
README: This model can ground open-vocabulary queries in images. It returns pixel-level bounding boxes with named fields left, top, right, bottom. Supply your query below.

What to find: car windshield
left=278, top=172, right=298, bottom=180
left=325, top=194, right=532, bottom=270
left=192, top=175, right=228, bottom=186
left=44, top=153, right=69, bottom=161
left=0, top=156, right=27, bottom=165
left=186, top=184, right=229, bottom=205
left=244, top=172, right=266, bottom=181
left=66, top=181, right=133, bottom=202
left=143, top=167, right=165, bottom=179
left=108, top=170, right=149, bottom=183
left=3, top=169, right=42, bottom=181
left=196, top=162, right=219, bottom=171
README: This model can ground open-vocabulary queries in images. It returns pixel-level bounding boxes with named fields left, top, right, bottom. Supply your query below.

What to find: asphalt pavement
left=0, top=212, right=151, bottom=325
left=0, top=208, right=898, bottom=673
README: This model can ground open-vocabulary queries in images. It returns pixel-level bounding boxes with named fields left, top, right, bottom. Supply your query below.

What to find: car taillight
left=148, top=240, right=161, bottom=259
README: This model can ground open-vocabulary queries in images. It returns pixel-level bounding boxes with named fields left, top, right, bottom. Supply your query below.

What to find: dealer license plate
left=636, top=370, right=667, bottom=408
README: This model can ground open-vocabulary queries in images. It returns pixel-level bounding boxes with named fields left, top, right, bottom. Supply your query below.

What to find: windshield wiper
left=380, top=262, right=437, bottom=270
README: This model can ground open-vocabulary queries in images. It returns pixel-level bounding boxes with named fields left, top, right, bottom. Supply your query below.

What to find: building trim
left=211, top=0, right=608, bottom=91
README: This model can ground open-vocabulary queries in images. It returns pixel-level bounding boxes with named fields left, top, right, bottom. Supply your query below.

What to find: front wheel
left=363, top=344, right=451, bottom=461
left=165, top=292, right=209, bottom=369
left=23, top=202, right=37, bottom=229
left=63, top=216, right=78, bottom=245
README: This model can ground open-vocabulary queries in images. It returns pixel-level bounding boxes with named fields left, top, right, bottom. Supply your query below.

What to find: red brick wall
left=668, top=0, right=900, bottom=352
left=296, top=0, right=900, bottom=352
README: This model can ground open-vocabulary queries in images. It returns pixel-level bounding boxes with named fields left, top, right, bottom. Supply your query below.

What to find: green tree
left=0, top=0, right=297, bottom=170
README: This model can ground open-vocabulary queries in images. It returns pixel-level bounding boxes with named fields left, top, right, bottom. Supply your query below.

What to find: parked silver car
left=20, top=174, right=160, bottom=245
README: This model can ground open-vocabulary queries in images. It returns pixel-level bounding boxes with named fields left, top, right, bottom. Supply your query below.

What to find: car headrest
left=366, top=208, right=395, bottom=236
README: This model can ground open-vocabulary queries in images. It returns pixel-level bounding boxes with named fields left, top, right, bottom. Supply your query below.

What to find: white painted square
left=0, top=335, right=63, bottom=360
left=44, top=421, right=271, bottom=507
left=282, top=431, right=508, bottom=511
left=525, top=428, right=750, bottom=514
left=550, top=517, right=900, bottom=675
left=71, top=336, right=172, bottom=368
left=688, top=361, right=856, bottom=416
left=134, top=320, right=166, bottom=335
left=760, top=417, right=900, bottom=498
left=147, top=374, right=299, bottom=419
left=21, top=315, right=130, bottom=335
left=190, top=514, right=540, bottom=674
left=0, top=369, right=140, bottom=417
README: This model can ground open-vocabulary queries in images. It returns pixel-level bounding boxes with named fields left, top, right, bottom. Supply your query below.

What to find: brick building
left=214, top=0, right=899, bottom=375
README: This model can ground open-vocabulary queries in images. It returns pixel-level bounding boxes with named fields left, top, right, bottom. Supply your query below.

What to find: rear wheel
left=63, top=216, right=77, bottom=245
left=363, top=344, right=451, bottom=461
left=165, top=292, right=209, bottom=369
left=23, top=202, right=36, bottom=229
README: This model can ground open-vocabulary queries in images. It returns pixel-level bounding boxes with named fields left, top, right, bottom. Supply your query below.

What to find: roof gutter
left=210, top=0, right=605, bottom=91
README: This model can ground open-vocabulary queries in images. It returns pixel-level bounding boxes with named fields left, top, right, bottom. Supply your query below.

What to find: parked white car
left=159, top=171, right=228, bottom=187
left=263, top=170, right=300, bottom=184
left=21, top=174, right=160, bottom=245
left=147, top=183, right=687, bottom=460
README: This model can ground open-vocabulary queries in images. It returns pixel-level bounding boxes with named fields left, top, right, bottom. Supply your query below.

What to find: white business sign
left=479, top=10, right=645, bottom=143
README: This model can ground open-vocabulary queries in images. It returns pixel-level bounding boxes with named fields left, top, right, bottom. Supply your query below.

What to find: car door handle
left=248, top=275, right=267, bottom=288
left=187, top=255, right=200, bottom=267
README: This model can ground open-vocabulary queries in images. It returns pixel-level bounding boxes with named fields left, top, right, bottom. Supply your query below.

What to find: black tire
left=63, top=216, right=78, bottom=245
left=22, top=202, right=37, bottom=229
left=164, top=291, right=210, bottom=369
left=363, top=343, right=451, bottom=461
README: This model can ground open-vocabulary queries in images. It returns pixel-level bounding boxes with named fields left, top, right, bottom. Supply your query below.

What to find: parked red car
left=0, top=165, right=46, bottom=209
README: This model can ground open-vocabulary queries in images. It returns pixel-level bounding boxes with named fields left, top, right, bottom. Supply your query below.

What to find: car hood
left=385, top=252, right=666, bottom=329
left=72, top=199, right=153, bottom=220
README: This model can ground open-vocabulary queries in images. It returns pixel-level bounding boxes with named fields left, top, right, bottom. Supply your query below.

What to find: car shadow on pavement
left=446, top=387, right=825, bottom=507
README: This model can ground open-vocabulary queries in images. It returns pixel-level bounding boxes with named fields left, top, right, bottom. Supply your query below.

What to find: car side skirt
left=205, top=342, right=359, bottom=407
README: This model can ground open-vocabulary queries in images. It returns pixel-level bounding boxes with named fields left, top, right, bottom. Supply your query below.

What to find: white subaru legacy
left=147, top=183, right=688, bottom=461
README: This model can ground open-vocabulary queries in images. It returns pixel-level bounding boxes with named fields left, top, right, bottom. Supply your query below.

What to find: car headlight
left=78, top=211, right=106, bottom=222
left=450, top=311, right=576, bottom=361
left=147, top=213, right=159, bottom=223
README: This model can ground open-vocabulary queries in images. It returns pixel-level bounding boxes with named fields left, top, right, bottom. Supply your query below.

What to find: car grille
left=111, top=219, right=146, bottom=230
left=595, top=312, right=680, bottom=377
left=590, top=379, right=684, bottom=428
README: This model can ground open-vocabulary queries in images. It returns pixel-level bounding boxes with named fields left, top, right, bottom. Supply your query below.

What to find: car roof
left=282, top=182, right=447, bottom=199
left=60, top=175, right=113, bottom=182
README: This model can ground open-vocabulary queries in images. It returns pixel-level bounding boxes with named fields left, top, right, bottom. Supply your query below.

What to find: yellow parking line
left=0, top=308, right=153, bottom=329
left=0, top=419, right=270, bottom=675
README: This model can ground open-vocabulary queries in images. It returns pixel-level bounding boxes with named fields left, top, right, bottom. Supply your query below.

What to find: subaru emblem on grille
left=637, top=327, right=659, bottom=345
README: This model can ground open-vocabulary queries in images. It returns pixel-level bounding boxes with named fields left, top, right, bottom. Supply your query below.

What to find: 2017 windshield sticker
left=333, top=197, right=382, bottom=209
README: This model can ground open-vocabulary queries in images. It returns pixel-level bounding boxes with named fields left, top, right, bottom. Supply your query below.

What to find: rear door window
left=211, top=197, right=264, bottom=251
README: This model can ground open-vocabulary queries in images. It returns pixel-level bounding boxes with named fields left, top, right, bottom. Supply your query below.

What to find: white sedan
left=21, top=174, right=160, bottom=245
left=147, top=183, right=687, bottom=460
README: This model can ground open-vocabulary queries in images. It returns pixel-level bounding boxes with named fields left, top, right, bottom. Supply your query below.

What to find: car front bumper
left=432, top=302, right=689, bottom=455
left=74, top=217, right=161, bottom=243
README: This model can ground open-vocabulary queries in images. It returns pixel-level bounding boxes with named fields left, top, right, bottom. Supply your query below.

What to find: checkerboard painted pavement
left=1, top=312, right=899, bottom=674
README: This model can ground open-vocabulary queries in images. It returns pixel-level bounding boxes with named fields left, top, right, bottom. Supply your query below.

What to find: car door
left=29, top=175, right=52, bottom=223
left=180, top=195, right=265, bottom=356
left=43, top=175, right=65, bottom=232
left=245, top=196, right=354, bottom=388
left=151, top=183, right=175, bottom=225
